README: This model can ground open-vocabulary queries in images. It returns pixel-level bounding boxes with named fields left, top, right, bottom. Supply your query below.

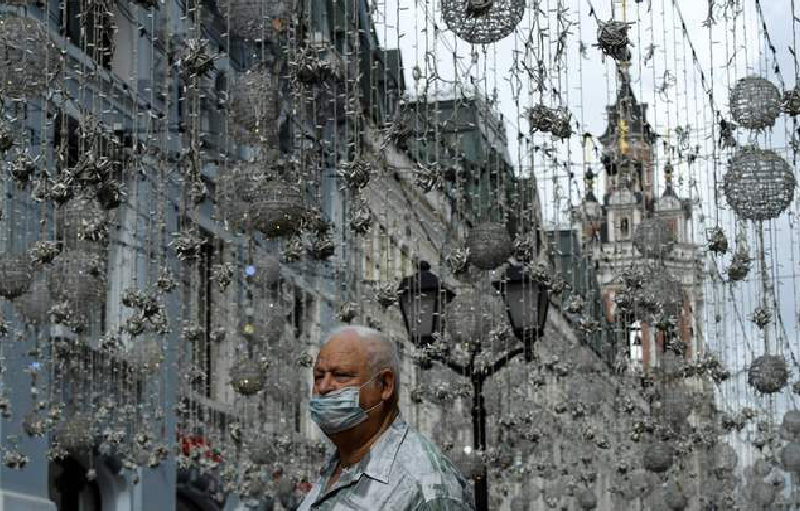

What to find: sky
left=371, top=0, right=800, bottom=463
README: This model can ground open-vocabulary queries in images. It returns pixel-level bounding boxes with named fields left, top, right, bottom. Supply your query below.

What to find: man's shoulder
left=393, top=427, right=473, bottom=505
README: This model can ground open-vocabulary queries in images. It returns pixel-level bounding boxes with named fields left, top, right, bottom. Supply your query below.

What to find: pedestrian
left=298, top=325, right=475, bottom=510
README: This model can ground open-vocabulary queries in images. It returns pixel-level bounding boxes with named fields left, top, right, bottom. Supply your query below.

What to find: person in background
left=298, top=325, right=475, bottom=510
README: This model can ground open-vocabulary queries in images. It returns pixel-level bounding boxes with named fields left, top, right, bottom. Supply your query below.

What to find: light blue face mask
left=309, top=374, right=383, bottom=434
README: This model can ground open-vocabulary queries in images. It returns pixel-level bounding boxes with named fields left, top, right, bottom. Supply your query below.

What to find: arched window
left=620, top=217, right=630, bottom=239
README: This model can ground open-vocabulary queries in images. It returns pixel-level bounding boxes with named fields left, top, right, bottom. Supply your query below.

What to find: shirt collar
left=321, top=413, right=408, bottom=486
left=361, top=414, right=408, bottom=484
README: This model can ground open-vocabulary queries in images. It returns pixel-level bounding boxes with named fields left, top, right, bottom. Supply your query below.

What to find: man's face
left=313, top=331, right=371, bottom=397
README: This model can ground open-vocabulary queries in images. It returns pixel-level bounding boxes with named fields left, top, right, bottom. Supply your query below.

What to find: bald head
left=315, top=325, right=400, bottom=406
left=324, top=325, right=400, bottom=377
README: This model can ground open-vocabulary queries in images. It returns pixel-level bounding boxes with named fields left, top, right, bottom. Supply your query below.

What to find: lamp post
left=398, top=262, right=549, bottom=511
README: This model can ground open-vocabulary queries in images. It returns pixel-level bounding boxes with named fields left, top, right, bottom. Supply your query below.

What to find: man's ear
left=380, top=369, right=396, bottom=402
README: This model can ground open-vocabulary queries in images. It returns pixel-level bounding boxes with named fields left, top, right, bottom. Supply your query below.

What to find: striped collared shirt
left=298, top=415, right=475, bottom=510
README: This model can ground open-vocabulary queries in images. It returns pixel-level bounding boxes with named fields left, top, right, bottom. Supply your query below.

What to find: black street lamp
left=397, top=261, right=454, bottom=345
left=493, top=263, right=550, bottom=362
left=398, top=262, right=550, bottom=511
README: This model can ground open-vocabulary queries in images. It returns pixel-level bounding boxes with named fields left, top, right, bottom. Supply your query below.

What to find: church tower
left=573, top=63, right=700, bottom=373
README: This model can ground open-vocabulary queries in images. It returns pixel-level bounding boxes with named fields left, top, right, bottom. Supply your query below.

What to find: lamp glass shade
left=400, top=290, right=437, bottom=343
left=505, top=281, right=540, bottom=332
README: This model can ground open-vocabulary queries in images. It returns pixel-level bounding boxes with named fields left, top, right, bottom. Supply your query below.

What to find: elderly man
left=298, top=325, right=475, bottom=510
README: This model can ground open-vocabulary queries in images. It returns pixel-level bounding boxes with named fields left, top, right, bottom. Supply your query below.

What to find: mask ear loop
left=362, top=371, right=387, bottom=413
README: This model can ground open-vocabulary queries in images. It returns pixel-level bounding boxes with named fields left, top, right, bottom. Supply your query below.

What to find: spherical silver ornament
left=663, top=480, right=688, bottom=510
left=724, top=146, right=795, bottom=222
left=56, top=194, right=108, bottom=247
left=659, top=386, right=693, bottom=425
left=56, top=414, right=95, bottom=453
left=642, top=442, right=674, bottom=473
left=219, top=162, right=306, bottom=237
left=465, top=221, right=512, bottom=270
left=0, top=16, right=63, bottom=99
left=47, top=249, right=105, bottom=317
left=0, top=253, right=32, bottom=300
left=230, top=358, right=264, bottom=396
left=576, top=488, right=597, bottom=509
left=229, top=63, right=278, bottom=146
left=749, top=480, right=777, bottom=507
left=747, top=354, right=788, bottom=394
left=440, top=0, right=525, bottom=44
left=729, top=76, right=781, bottom=130
left=782, top=410, right=800, bottom=441
left=781, top=442, right=800, bottom=475
left=633, top=217, right=676, bottom=258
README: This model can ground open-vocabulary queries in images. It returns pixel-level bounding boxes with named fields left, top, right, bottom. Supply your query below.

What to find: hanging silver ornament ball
left=230, top=358, right=265, bottom=396
left=642, top=442, right=674, bottom=473
left=659, top=386, right=693, bottom=425
left=750, top=480, right=777, bottom=507
left=222, top=159, right=307, bottom=237
left=465, top=221, right=512, bottom=270
left=747, top=354, right=788, bottom=394
left=781, top=442, right=800, bottom=475
left=0, top=253, right=33, bottom=300
left=0, top=16, right=63, bottom=99
left=575, top=488, right=597, bottom=510
left=782, top=410, right=800, bottom=441
left=56, top=194, right=109, bottom=247
left=724, top=146, right=795, bottom=222
left=663, top=480, right=688, bottom=510
left=633, top=217, right=676, bottom=258
left=56, top=414, right=96, bottom=453
left=47, top=249, right=106, bottom=316
left=440, top=0, right=524, bottom=44
left=729, top=76, right=782, bottom=130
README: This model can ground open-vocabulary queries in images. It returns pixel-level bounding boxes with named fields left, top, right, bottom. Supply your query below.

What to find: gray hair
left=323, top=324, right=401, bottom=383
